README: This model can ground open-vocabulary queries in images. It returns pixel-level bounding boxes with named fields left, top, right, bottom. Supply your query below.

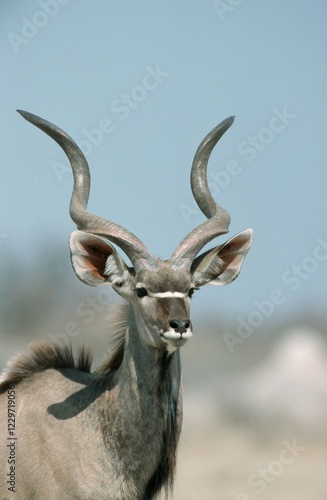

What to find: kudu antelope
left=0, top=111, right=252, bottom=499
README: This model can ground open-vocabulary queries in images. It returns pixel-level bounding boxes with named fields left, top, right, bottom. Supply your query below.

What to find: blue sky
left=1, top=1, right=326, bottom=327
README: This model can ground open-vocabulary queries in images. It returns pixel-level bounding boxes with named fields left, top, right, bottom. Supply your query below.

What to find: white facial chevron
left=148, top=291, right=187, bottom=298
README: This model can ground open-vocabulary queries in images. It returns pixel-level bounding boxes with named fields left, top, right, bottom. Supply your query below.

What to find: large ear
left=69, top=230, right=130, bottom=287
left=191, top=229, right=253, bottom=286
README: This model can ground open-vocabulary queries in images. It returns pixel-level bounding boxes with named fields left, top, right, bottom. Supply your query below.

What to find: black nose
left=169, top=319, right=191, bottom=334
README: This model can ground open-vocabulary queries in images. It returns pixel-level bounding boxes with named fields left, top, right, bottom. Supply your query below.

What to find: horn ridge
left=171, top=117, right=234, bottom=268
left=17, top=110, right=91, bottom=218
left=191, top=116, right=234, bottom=219
left=18, top=110, right=157, bottom=271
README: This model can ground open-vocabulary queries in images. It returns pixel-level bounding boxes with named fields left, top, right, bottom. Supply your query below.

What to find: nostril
left=170, top=320, right=180, bottom=331
left=170, top=319, right=191, bottom=334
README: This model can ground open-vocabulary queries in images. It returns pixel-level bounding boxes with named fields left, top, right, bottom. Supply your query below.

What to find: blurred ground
left=176, top=415, right=327, bottom=499
left=1, top=248, right=327, bottom=499
left=173, top=324, right=327, bottom=500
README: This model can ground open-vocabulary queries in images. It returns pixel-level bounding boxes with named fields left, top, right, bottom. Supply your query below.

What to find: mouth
left=161, top=329, right=192, bottom=348
left=162, top=330, right=193, bottom=340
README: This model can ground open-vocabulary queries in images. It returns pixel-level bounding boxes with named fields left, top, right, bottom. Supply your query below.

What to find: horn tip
left=17, top=109, right=39, bottom=124
left=17, top=109, right=30, bottom=117
left=209, top=116, right=236, bottom=139
left=17, top=109, right=28, bottom=118
left=225, top=115, right=236, bottom=126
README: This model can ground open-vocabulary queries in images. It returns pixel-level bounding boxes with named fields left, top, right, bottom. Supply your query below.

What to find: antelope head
left=18, top=111, right=252, bottom=352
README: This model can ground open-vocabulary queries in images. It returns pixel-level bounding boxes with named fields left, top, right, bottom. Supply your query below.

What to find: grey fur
left=0, top=304, right=182, bottom=499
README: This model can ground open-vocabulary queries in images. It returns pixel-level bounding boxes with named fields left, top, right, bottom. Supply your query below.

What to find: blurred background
left=1, top=2, right=327, bottom=498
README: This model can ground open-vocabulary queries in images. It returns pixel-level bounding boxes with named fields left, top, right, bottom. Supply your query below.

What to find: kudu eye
left=135, top=287, right=148, bottom=298
left=188, top=287, right=198, bottom=298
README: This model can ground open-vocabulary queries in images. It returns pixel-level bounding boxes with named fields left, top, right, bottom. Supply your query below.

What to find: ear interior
left=69, top=230, right=126, bottom=286
left=192, top=228, right=253, bottom=286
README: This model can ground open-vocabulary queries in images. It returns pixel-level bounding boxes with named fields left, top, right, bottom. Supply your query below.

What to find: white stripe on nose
left=149, top=291, right=187, bottom=298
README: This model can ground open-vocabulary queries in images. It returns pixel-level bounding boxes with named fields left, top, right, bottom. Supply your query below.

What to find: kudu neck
left=102, top=305, right=182, bottom=496
left=114, top=306, right=182, bottom=392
